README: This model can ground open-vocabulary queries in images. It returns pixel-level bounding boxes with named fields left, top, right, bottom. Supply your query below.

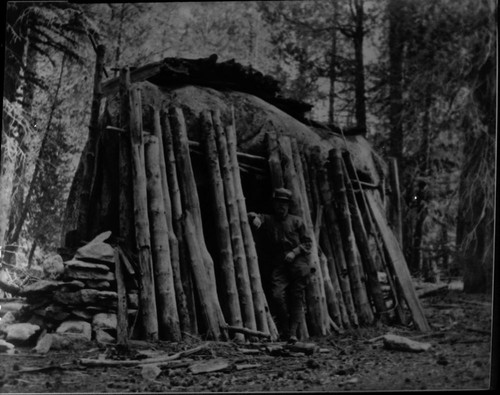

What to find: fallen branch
left=222, top=325, right=271, bottom=338
left=79, top=343, right=208, bottom=367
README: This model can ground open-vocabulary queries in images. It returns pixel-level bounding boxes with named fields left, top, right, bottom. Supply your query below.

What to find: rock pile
left=0, top=231, right=138, bottom=353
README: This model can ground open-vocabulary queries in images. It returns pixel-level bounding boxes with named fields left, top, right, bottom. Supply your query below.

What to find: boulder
left=22, top=279, right=84, bottom=296
left=0, top=311, right=17, bottom=332
left=42, top=254, right=65, bottom=279
left=0, top=339, right=15, bottom=353
left=95, top=329, right=115, bottom=344
left=71, top=309, right=94, bottom=320
left=34, top=332, right=53, bottom=354
left=92, top=313, right=117, bottom=333
left=64, top=260, right=110, bottom=272
left=56, top=320, right=92, bottom=341
left=50, top=333, right=92, bottom=350
left=53, top=289, right=118, bottom=308
left=74, top=232, right=114, bottom=263
left=64, top=269, right=115, bottom=282
left=5, top=323, right=40, bottom=343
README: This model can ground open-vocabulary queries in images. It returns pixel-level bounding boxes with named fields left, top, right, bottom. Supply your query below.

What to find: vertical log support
left=114, top=247, right=128, bottom=345
left=212, top=110, right=257, bottom=333
left=144, top=134, right=181, bottom=341
left=342, top=153, right=387, bottom=319
left=118, top=68, right=134, bottom=248
left=290, top=138, right=329, bottom=336
left=153, top=109, right=191, bottom=335
left=200, top=111, right=244, bottom=340
left=169, top=107, right=226, bottom=339
left=160, top=110, right=197, bottom=333
left=77, top=44, right=106, bottom=241
left=329, top=148, right=374, bottom=326
left=128, top=86, right=158, bottom=341
left=226, top=122, right=274, bottom=338
left=315, top=149, right=357, bottom=327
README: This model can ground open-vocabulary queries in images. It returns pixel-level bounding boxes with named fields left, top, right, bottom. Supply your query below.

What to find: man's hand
left=248, top=212, right=261, bottom=229
left=284, top=250, right=296, bottom=263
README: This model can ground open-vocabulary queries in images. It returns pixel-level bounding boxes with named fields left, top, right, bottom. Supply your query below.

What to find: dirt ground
left=0, top=287, right=495, bottom=393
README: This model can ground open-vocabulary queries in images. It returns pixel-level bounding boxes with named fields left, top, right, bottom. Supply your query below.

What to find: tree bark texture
left=114, top=247, right=129, bottom=345
left=128, top=85, right=158, bottom=341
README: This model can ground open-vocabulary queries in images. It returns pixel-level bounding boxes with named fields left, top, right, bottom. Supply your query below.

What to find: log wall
left=73, top=79, right=429, bottom=341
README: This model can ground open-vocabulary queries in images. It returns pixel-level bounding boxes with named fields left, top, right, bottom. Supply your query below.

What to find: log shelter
left=62, top=51, right=429, bottom=342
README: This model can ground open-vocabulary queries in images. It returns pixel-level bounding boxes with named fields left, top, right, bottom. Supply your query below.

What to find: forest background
left=1, top=0, right=496, bottom=294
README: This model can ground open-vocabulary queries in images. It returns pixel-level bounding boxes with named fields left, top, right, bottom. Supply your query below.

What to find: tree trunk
left=77, top=44, right=106, bottom=242
left=153, top=108, right=191, bottom=335
left=318, top=248, right=342, bottom=329
left=388, top=0, right=405, bottom=165
left=160, top=109, right=197, bottom=333
left=352, top=0, right=367, bottom=130
left=128, top=86, right=158, bottom=341
left=213, top=111, right=257, bottom=333
left=226, top=122, right=273, bottom=337
left=329, top=148, right=373, bottom=325
left=200, top=110, right=244, bottom=340
left=328, top=1, right=338, bottom=125
left=144, top=134, right=181, bottom=341
left=315, top=150, right=358, bottom=327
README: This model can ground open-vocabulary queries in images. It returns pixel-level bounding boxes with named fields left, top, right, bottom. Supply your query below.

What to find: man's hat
left=273, top=188, right=292, bottom=202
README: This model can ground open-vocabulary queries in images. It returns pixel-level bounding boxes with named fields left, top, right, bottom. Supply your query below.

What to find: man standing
left=249, top=188, right=312, bottom=343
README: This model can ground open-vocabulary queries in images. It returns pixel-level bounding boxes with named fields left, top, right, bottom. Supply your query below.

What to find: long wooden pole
left=212, top=111, right=257, bottom=333
left=365, top=189, right=431, bottom=332
left=169, top=107, right=227, bottom=339
left=128, top=85, right=158, bottom=341
left=315, top=151, right=358, bottom=327
left=160, top=110, right=197, bottom=334
left=200, top=110, right=244, bottom=340
left=289, top=138, right=329, bottom=336
left=329, top=148, right=373, bottom=325
left=226, top=122, right=274, bottom=338
left=144, top=134, right=181, bottom=341
left=279, top=136, right=326, bottom=336
left=342, top=153, right=387, bottom=319
left=153, top=109, right=191, bottom=335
